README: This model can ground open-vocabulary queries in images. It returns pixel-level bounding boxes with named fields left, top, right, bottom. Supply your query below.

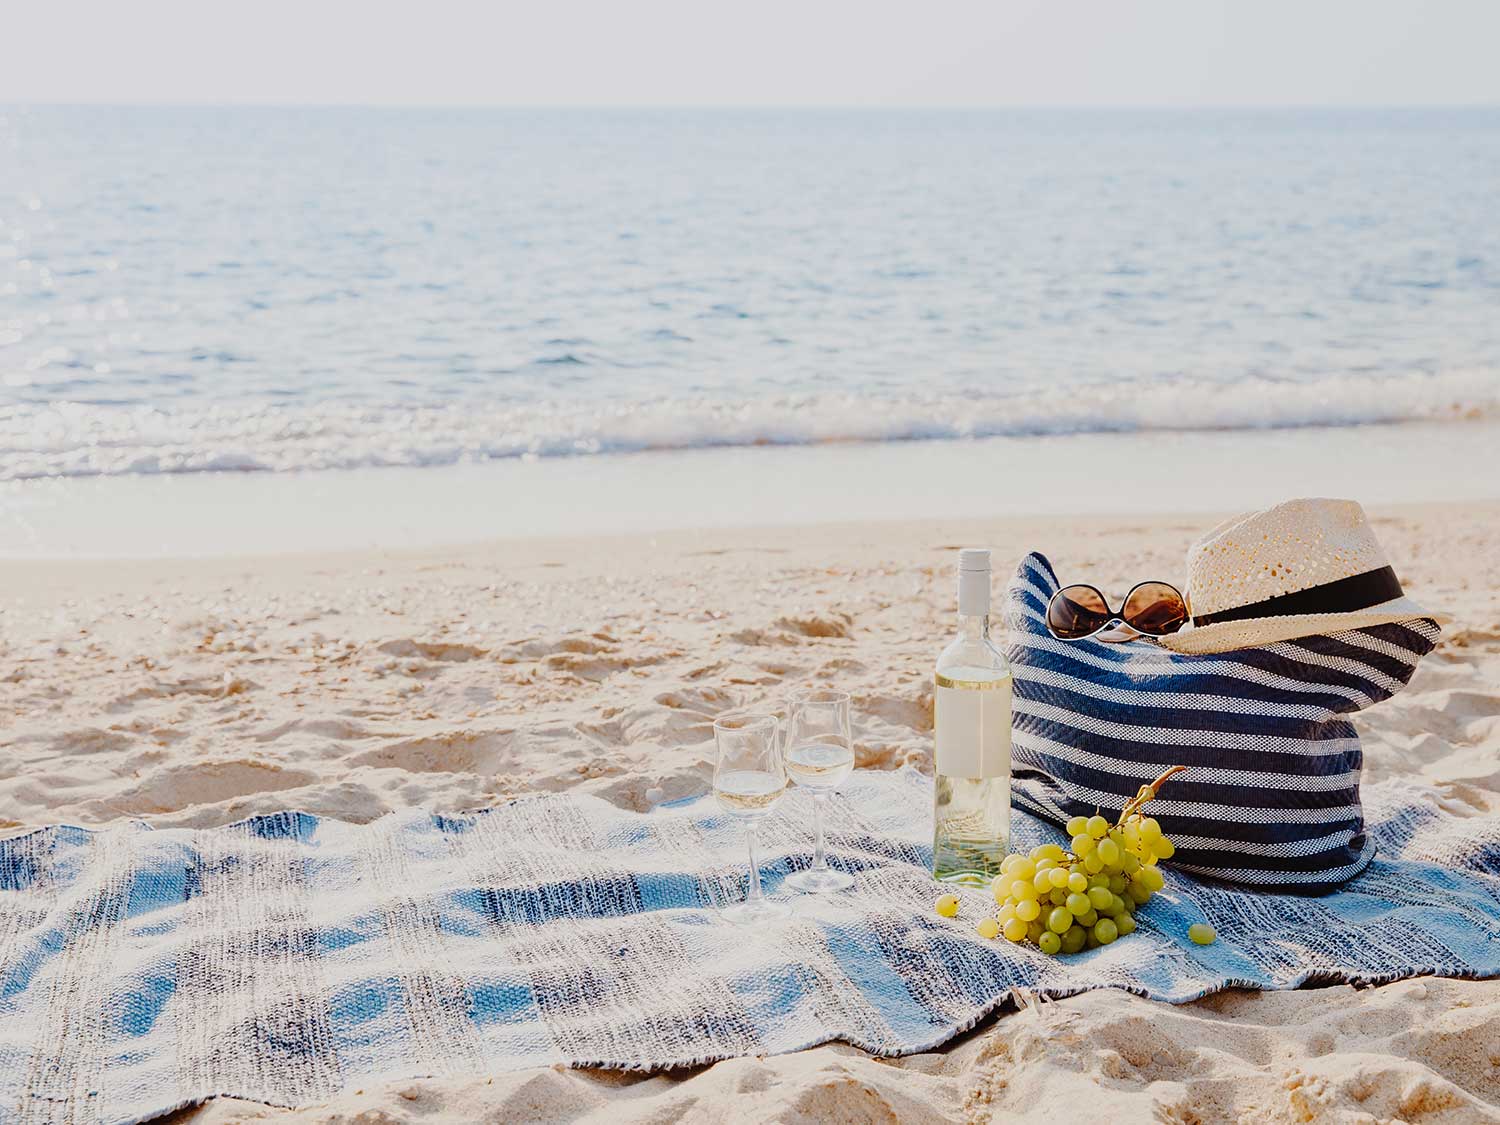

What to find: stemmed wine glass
left=713, top=714, right=791, bottom=923
left=782, top=689, right=856, bottom=893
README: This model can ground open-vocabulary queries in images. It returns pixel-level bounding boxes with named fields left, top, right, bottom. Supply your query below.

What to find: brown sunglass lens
left=1048, top=586, right=1112, bottom=639
left=1122, top=582, right=1188, bottom=635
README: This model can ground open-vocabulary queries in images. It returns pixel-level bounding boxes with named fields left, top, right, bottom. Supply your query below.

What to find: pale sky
left=6, top=0, right=1499, bottom=108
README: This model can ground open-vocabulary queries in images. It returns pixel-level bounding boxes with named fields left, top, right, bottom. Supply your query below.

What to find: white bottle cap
left=958, top=548, right=991, bottom=573
left=957, top=548, right=991, bottom=616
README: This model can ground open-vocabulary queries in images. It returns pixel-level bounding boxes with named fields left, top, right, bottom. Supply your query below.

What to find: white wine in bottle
left=933, top=548, right=1013, bottom=885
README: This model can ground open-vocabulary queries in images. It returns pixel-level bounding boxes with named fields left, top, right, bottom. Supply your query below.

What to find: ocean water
left=1, top=105, right=1499, bottom=482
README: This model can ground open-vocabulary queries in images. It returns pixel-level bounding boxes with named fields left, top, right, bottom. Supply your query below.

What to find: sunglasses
left=1045, top=581, right=1189, bottom=641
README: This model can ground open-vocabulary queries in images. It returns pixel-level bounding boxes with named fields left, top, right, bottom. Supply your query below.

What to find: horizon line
left=4, top=99, right=1500, bottom=113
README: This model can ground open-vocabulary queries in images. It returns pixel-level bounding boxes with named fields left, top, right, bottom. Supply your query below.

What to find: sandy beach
left=4, top=502, right=1498, bottom=1123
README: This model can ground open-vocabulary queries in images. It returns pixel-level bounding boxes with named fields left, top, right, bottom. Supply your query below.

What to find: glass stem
left=744, top=823, right=764, bottom=905
left=812, top=793, right=828, bottom=872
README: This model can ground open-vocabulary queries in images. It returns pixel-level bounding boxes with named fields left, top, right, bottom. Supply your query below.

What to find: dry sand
left=4, top=504, right=1499, bottom=1123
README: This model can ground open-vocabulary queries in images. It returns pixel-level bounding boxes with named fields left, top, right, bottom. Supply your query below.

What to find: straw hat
left=1159, top=498, right=1445, bottom=654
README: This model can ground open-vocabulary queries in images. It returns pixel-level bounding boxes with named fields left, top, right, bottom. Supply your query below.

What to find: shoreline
left=3, top=420, right=1499, bottom=560
left=7, top=495, right=1495, bottom=587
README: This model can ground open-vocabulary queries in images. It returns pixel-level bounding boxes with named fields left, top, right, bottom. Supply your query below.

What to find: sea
left=2, top=106, right=1498, bottom=554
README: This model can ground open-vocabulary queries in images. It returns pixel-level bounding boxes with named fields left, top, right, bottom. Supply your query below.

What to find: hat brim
left=1156, top=595, right=1448, bottom=655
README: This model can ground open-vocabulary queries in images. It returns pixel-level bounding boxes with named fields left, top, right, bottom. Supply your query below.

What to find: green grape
left=1034, top=857, right=1056, bottom=873
left=1110, top=894, right=1130, bottom=917
left=1093, top=918, right=1119, bottom=944
left=1139, top=866, right=1165, bottom=893
left=1154, top=837, right=1176, bottom=860
left=1011, top=880, right=1038, bottom=902
left=1087, top=886, right=1113, bottom=910
left=1027, top=919, right=1046, bottom=943
left=1067, top=871, right=1090, bottom=894
left=1139, top=817, right=1163, bottom=844
left=1096, top=838, right=1121, bottom=867
left=1003, top=917, right=1028, bottom=942
left=1065, top=815, right=1089, bottom=837
left=1085, top=931, right=1100, bottom=949
left=1088, top=873, right=1109, bottom=890
left=1082, top=852, right=1105, bottom=874
left=1047, top=907, right=1074, bottom=934
left=1188, top=923, right=1216, bottom=945
left=1009, top=857, right=1036, bottom=881
left=1032, top=871, right=1053, bottom=895
left=1129, top=884, right=1153, bottom=906
left=1049, top=887, right=1068, bottom=906
left=1065, top=892, right=1091, bottom=916
left=977, top=917, right=1000, bottom=939
left=1048, top=867, right=1071, bottom=889
left=1038, top=930, right=1062, bottom=955
left=1108, top=874, right=1127, bottom=894
left=1035, top=843, right=1068, bottom=862
left=997, top=903, right=1018, bottom=925
left=1115, top=913, right=1137, bottom=936
left=1000, top=853, right=1020, bottom=874
left=1014, top=897, right=1041, bottom=922
left=1085, top=815, right=1110, bottom=839
left=1122, top=853, right=1141, bottom=875
left=1072, top=833, right=1096, bottom=857
left=1122, top=819, right=1141, bottom=848
left=1061, top=925, right=1087, bottom=954
left=1076, top=907, right=1098, bottom=927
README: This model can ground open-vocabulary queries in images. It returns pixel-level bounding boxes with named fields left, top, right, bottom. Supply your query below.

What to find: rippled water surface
left=2, top=106, right=1498, bottom=479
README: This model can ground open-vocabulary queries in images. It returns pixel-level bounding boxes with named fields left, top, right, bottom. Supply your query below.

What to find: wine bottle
left=933, top=548, right=1013, bottom=885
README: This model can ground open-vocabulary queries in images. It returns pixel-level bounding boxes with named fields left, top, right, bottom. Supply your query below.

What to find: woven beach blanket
left=2, top=771, right=1498, bottom=1124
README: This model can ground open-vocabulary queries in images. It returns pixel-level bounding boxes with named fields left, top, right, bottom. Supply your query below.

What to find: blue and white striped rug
left=1, top=770, right=1497, bottom=1124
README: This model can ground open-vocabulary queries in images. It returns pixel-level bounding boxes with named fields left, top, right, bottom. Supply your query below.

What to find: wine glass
left=782, top=689, right=856, bottom=893
left=713, top=713, right=791, bottom=923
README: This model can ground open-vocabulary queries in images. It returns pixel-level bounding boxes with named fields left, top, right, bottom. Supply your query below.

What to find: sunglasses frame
left=1045, top=580, right=1189, bottom=640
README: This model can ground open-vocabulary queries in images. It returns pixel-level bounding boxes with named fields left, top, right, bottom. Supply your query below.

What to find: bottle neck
left=957, top=565, right=991, bottom=619
left=957, top=612, right=990, bottom=641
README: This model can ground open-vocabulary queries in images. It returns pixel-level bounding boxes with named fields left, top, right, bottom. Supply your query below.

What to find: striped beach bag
left=1003, top=553, right=1439, bottom=891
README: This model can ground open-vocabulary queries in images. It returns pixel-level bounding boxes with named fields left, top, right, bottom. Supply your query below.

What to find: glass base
left=722, top=898, right=793, bottom=924
left=785, top=867, right=855, bottom=894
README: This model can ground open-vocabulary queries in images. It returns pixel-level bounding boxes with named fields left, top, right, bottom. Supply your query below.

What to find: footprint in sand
left=377, top=639, right=488, bottom=662
left=349, top=730, right=519, bottom=775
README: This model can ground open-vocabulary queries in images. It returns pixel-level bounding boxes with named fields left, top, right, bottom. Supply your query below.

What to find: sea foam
left=1, top=371, right=1493, bottom=481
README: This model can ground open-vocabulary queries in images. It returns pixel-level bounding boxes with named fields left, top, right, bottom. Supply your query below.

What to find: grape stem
left=1116, top=765, right=1188, bottom=825
left=1056, top=765, right=1188, bottom=867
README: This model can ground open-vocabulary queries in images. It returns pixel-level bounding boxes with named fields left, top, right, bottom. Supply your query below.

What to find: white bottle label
left=935, top=675, right=1013, bottom=778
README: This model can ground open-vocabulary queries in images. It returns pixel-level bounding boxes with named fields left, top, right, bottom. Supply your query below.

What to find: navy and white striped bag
left=1003, top=553, right=1439, bottom=891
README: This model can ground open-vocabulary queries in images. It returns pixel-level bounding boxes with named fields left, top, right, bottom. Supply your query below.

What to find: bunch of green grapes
left=987, top=809, right=1167, bottom=954
left=936, top=766, right=1216, bottom=953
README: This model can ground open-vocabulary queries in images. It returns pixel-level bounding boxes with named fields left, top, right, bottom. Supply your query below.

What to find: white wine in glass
left=714, top=769, right=786, bottom=815
left=786, top=742, right=855, bottom=788
left=713, top=714, right=791, bottom=923
left=783, top=689, right=856, bottom=894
